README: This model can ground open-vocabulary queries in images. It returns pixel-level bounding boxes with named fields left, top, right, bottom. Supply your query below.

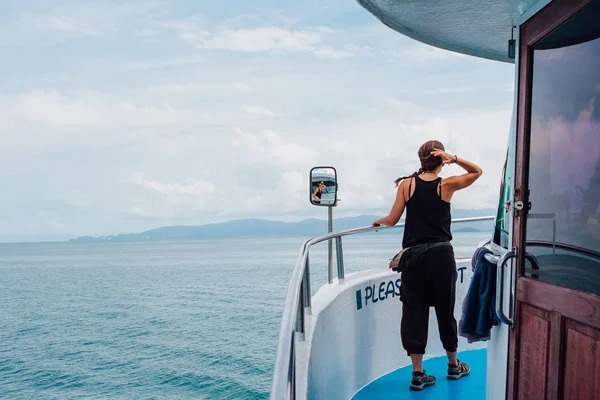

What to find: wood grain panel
left=517, top=304, right=550, bottom=400
left=562, top=320, right=600, bottom=400
left=517, top=278, right=600, bottom=330
left=547, top=311, right=564, bottom=400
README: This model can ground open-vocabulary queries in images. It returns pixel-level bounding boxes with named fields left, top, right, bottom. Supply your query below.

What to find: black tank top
left=402, top=177, right=452, bottom=248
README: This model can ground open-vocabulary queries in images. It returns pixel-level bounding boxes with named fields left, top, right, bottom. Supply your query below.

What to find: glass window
left=493, top=149, right=510, bottom=249
left=525, top=0, right=600, bottom=295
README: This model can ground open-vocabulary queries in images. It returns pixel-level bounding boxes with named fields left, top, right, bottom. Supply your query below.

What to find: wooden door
left=510, top=0, right=600, bottom=398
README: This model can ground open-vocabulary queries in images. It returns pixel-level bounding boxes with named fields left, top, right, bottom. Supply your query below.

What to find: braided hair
left=394, top=140, right=445, bottom=187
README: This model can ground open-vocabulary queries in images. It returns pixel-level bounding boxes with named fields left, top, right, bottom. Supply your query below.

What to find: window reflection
left=493, top=150, right=510, bottom=249
left=526, top=3, right=600, bottom=295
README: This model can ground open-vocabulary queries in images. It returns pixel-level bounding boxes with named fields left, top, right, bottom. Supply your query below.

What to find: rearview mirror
left=310, top=167, right=337, bottom=206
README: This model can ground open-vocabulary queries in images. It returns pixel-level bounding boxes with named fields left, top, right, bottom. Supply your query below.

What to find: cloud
left=232, top=127, right=318, bottom=170
left=148, top=19, right=355, bottom=58
left=122, top=136, right=314, bottom=219
left=0, top=90, right=213, bottom=155
left=281, top=170, right=304, bottom=194
left=9, top=90, right=101, bottom=128
left=383, top=44, right=468, bottom=65
left=130, top=172, right=215, bottom=195
left=243, top=196, right=264, bottom=212
left=142, top=81, right=255, bottom=96
left=193, top=26, right=349, bottom=57
left=241, top=105, right=279, bottom=117
left=4, top=90, right=192, bottom=130
left=233, top=82, right=255, bottom=92
left=226, top=101, right=509, bottom=218
left=32, top=15, right=100, bottom=36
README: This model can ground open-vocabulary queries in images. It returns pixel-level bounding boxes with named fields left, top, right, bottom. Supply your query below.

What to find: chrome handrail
left=270, top=215, right=495, bottom=400
left=495, top=249, right=516, bottom=327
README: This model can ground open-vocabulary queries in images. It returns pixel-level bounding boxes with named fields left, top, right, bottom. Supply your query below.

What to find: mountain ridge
left=68, top=209, right=495, bottom=243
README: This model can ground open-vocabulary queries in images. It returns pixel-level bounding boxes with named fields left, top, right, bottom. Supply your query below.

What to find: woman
left=312, top=181, right=326, bottom=204
left=373, top=140, right=482, bottom=391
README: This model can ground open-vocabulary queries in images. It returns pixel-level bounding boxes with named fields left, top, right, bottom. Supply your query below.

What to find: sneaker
left=447, top=360, right=470, bottom=380
left=409, top=370, right=436, bottom=391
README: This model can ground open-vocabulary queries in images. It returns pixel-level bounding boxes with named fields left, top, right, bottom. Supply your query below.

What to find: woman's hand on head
left=430, top=148, right=456, bottom=165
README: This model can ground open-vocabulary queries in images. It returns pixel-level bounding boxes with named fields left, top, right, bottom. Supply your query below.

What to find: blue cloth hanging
left=458, top=247, right=500, bottom=343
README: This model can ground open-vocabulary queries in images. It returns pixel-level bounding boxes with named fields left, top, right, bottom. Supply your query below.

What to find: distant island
left=68, top=209, right=495, bottom=243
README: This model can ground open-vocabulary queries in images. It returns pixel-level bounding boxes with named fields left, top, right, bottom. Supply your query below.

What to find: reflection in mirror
left=310, top=167, right=337, bottom=206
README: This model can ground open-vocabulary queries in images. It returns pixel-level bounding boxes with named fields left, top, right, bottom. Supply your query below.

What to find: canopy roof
left=356, top=0, right=543, bottom=63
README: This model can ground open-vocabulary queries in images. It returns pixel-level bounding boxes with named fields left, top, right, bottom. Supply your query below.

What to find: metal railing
left=270, top=215, right=495, bottom=400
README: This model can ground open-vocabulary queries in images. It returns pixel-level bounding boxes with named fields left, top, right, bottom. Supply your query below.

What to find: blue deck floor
left=353, top=349, right=486, bottom=400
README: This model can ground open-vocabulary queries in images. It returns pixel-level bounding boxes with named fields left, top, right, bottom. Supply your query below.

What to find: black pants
left=400, top=245, right=458, bottom=355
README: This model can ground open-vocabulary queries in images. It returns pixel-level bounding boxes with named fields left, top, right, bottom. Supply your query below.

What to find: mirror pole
left=328, top=205, right=333, bottom=284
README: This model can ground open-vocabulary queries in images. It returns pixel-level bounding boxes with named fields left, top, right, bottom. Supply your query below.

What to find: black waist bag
left=388, top=241, right=452, bottom=273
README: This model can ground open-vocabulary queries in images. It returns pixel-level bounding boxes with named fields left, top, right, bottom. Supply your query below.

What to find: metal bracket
left=508, top=26, right=516, bottom=59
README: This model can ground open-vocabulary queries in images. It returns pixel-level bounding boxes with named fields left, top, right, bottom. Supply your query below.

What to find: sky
left=0, top=0, right=515, bottom=242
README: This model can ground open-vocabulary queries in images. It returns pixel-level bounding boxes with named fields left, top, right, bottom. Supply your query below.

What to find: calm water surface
left=0, top=232, right=488, bottom=399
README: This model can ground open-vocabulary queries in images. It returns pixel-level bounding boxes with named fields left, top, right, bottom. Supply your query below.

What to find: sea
left=0, top=232, right=488, bottom=399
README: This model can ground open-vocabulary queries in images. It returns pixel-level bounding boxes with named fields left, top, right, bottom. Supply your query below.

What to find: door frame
left=510, top=0, right=599, bottom=398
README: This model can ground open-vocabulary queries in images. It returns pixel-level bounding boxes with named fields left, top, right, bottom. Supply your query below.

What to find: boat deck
left=353, top=349, right=486, bottom=399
